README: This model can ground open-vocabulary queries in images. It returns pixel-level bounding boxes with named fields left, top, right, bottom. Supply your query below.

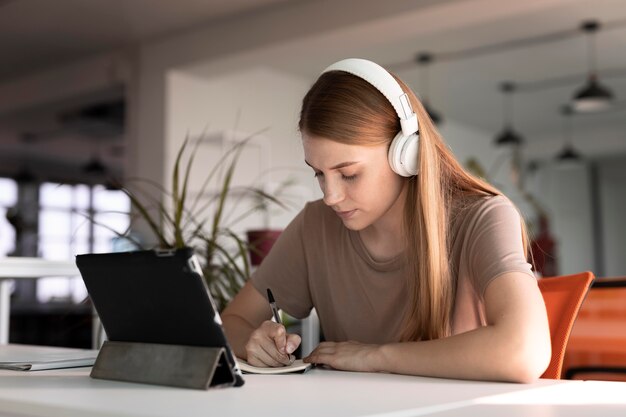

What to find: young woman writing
left=221, top=58, right=551, bottom=383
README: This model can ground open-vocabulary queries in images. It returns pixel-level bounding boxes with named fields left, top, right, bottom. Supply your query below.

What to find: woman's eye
left=313, top=171, right=356, bottom=182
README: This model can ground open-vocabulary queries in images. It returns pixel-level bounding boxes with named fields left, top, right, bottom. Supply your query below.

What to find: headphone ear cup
left=388, top=132, right=408, bottom=176
left=388, top=132, right=419, bottom=177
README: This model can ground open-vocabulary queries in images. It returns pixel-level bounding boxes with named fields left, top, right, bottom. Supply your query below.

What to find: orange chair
left=537, top=271, right=595, bottom=379
left=562, top=277, right=626, bottom=381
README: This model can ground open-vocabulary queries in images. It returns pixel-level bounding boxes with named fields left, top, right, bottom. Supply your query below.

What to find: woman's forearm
left=221, top=314, right=256, bottom=359
left=375, top=323, right=550, bottom=383
left=372, top=272, right=551, bottom=383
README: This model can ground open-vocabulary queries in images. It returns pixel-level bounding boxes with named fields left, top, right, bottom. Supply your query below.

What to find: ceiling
left=381, top=1, right=626, bottom=143
left=215, top=0, right=626, bottom=152
left=0, top=0, right=297, bottom=81
left=1, top=0, right=625, bottom=179
left=0, top=0, right=299, bottom=179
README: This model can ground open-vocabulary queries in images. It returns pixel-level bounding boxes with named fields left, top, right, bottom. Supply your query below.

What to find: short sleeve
left=466, top=196, right=535, bottom=297
left=250, top=203, right=313, bottom=319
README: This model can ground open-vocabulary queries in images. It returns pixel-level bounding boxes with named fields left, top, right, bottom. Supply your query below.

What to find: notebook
left=0, top=344, right=98, bottom=371
left=75, top=248, right=244, bottom=387
left=238, top=357, right=312, bottom=374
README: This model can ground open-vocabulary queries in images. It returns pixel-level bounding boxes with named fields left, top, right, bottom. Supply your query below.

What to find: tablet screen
left=76, top=248, right=244, bottom=386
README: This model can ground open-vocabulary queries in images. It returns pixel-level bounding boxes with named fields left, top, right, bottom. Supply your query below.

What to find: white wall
left=441, top=119, right=602, bottom=276
left=166, top=67, right=316, bottom=235
left=440, top=119, right=536, bottom=220
left=599, top=156, right=626, bottom=277
left=525, top=162, right=595, bottom=275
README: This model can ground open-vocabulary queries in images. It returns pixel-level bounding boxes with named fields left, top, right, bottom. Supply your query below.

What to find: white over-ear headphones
left=321, top=58, right=420, bottom=177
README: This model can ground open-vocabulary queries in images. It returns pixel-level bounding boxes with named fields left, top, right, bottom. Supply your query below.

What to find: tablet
left=76, top=247, right=244, bottom=387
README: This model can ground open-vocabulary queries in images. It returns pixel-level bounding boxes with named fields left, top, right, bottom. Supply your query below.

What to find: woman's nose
left=322, top=179, right=344, bottom=207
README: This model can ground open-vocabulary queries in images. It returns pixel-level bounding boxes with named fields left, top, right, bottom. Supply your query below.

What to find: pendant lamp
left=494, top=82, right=524, bottom=146
left=572, top=20, right=614, bottom=112
left=13, top=167, right=36, bottom=184
left=13, top=133, right=37, bottom=183
left=82, top=138, right=109, bottom=176
left=82, top=156, right=108, bottom=175
left=416, top=53, right=443, bottom=125
left=556, top=105, right=582, bottom=163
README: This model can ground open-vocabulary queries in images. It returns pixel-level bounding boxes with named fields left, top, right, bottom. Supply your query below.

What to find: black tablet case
left=76, top=248, right=244, bottom=388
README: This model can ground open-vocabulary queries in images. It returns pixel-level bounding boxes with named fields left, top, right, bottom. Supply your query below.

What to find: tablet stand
left=90, top=341, right=237, bottom=390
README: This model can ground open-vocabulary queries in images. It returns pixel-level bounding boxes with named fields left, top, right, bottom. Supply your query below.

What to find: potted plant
left=115, top=133, right=289, bottom=311
left=245, top=178, right=298, bottom=266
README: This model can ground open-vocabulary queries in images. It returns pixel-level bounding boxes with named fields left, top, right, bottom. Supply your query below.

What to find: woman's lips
left=336, top=209, right=356, bottom=219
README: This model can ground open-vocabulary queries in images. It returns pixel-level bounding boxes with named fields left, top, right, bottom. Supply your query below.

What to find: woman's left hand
left=303, top=341, right=381, bottom=372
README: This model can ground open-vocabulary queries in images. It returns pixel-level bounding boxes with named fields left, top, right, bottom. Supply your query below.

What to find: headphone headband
left=321, top=58, right=419, bottom=136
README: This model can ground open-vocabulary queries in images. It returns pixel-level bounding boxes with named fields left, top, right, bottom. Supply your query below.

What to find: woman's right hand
left=244, top=320, right=302, bottom=367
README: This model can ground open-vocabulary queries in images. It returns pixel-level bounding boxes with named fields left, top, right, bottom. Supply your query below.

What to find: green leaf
left=96, top=126, right=292, bottom=311
left=121, top=186, right=171, bottom=247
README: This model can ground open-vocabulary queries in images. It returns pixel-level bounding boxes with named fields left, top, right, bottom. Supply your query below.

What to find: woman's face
left=302, top=134, right=406, bottom=231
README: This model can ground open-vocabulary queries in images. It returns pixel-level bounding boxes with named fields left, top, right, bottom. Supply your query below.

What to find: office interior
left=0, top=0, right=624, bottom=378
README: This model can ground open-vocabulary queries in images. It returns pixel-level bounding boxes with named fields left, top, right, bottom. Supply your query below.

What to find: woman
left=222, top=58, right=551, bottom=383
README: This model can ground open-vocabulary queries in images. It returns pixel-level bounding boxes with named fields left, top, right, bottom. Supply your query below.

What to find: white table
left=0, top=346, right=625, bottom=417
left=0, top=258, right=81, bottom=344
left=423, top=381, right=626, bottom=416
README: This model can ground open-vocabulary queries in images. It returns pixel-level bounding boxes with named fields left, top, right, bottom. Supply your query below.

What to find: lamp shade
left=572, top=76, right=614, bottom=112
left=82, top=157, right=108, bottom=175
left=494, top=81, right=524, bottom=146
left=12, top=167, right=36, bottom=184
left=494, top=127, right=524, bottom=146
left=556, top=144, right=582, bottom=162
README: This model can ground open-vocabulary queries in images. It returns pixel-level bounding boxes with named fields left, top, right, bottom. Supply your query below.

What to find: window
left=37, top=183, right=130, bottom=303
left=0, top=177, right=18, bottom=257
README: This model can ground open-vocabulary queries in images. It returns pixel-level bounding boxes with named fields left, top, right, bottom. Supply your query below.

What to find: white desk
left=0, top=357, right=625, bottom=417
left=424, top=381, right=626, bottom=417
left=0, top=258, right=80, bottom=344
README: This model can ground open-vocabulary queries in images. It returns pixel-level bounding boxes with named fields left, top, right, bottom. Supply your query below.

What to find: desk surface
left=1, top=366, right=626, bottom=417
left=0, top=257, right=79, bottom=278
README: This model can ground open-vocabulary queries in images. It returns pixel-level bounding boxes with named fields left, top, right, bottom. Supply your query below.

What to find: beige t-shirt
left=251, top=195, right=535, bottom=343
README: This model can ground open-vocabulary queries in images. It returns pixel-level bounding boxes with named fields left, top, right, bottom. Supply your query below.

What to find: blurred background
left=0, top=0, right=625, bottom=348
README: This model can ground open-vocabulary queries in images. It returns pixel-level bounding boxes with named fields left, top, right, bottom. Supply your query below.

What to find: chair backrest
left=563, top=276, right=626, bottom=381
left=537, top=271, right=595, bottom=379
left=575, top=277, right=626, bottom=320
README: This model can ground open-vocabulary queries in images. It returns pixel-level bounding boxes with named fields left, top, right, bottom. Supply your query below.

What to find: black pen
left=267, top=288, right=295, bottom=364
left=266, top=288, right=282, bottom=324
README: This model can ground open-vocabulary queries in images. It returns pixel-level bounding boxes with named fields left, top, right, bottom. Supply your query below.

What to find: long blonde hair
left=299, top=69, right=530, bottom=342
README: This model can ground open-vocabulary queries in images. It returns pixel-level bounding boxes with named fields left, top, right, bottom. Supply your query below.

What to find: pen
left=266, top=288, right=282, bottom=325
left=267, top=288, right=295, bottom=364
